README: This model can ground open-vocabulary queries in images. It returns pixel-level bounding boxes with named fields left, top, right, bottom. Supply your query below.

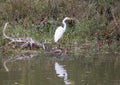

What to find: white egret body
left=54, top=17, right=71, bottom=42
left=55, top=62, right=72, bottom=84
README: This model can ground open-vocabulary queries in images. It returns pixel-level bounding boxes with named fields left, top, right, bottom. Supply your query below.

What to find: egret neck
left=62, top=19, right=67, bottom=32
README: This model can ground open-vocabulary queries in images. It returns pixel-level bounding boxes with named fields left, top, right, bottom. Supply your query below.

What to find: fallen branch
left=3, top=57, right=12, bottom=72
left=3, top=52, right=38, bottom=72
left=3, top=22, right=45, bottom=49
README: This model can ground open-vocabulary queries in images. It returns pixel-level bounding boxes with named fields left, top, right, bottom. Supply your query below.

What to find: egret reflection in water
left=55, top=62, right=72, bottom=85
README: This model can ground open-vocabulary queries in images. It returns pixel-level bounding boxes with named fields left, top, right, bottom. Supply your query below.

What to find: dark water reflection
left=0, top=54, right=120, bottom=85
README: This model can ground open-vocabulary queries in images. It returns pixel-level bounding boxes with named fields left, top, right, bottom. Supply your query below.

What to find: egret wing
left=54, top=26, right=65, bottom=42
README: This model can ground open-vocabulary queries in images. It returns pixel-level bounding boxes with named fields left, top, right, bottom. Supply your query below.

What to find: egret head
left=63, top=17, right=71, bottom=21
left=62, top=17, right=71, bottom=24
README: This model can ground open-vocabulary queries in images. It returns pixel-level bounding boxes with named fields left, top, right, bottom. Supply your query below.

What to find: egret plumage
left=54, top=17, right=71, bottom=43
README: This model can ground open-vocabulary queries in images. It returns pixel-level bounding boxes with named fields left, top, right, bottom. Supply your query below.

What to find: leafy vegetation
left=0, top=0, right=120, bottom=54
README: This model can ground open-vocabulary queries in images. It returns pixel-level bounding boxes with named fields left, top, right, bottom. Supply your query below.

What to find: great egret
left=55, top=62, right=72, bottom=84
left=54, top=17, right=71, bottom=43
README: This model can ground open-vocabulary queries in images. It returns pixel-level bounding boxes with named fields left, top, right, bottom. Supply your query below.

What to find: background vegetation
left=0, top=0, right=120, bottom=52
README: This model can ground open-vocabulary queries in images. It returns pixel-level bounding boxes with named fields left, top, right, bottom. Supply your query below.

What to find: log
left=3, top=22, right=45, bottom=49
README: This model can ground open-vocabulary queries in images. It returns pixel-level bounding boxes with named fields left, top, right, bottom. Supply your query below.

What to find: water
left=0, top=53, right=120, bottom=85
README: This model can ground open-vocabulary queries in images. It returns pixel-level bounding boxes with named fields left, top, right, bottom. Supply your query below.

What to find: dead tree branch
left=3, top=22, right=45, bottom=49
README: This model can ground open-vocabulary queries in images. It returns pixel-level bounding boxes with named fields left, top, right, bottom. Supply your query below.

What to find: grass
left=0, top=0, right=119, bottom=56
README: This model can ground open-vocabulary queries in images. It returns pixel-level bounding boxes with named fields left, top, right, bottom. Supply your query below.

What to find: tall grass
left=0, top=0, right=119, bottom=46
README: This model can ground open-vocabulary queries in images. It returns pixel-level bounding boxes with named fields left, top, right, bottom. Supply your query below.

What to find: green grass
left=0, top=0, right=119, bottom=56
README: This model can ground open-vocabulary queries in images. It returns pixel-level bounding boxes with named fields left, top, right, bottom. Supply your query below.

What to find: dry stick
left=3, top=23, right=45, bottom=49
left=3, top=53, right=38, bottom=72
left=3, top=57, right=13, bottom=72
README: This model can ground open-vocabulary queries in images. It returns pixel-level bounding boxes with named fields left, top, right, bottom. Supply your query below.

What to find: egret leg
left=54, top=42, right=62, bottom=49
left=55, top=42, right=61, bottom=49
left=58, top=43, right=60, bottom=49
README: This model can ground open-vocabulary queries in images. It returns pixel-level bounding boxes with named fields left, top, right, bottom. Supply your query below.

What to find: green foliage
left=79, top=18, right=98, bottom=35
left=0, top=0, right=119, bottom=50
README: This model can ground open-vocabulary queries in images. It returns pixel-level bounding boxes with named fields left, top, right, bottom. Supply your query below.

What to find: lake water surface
left=0, top=53, right=120, bottom=85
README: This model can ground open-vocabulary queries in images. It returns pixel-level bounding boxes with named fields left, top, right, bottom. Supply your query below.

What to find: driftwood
left=3, top=23, right=45, bottom=49
left=3, top=52, right=38, bottom=72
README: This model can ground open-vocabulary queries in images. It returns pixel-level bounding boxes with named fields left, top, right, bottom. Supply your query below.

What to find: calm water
left=0, top=53, right=120, bottom=85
